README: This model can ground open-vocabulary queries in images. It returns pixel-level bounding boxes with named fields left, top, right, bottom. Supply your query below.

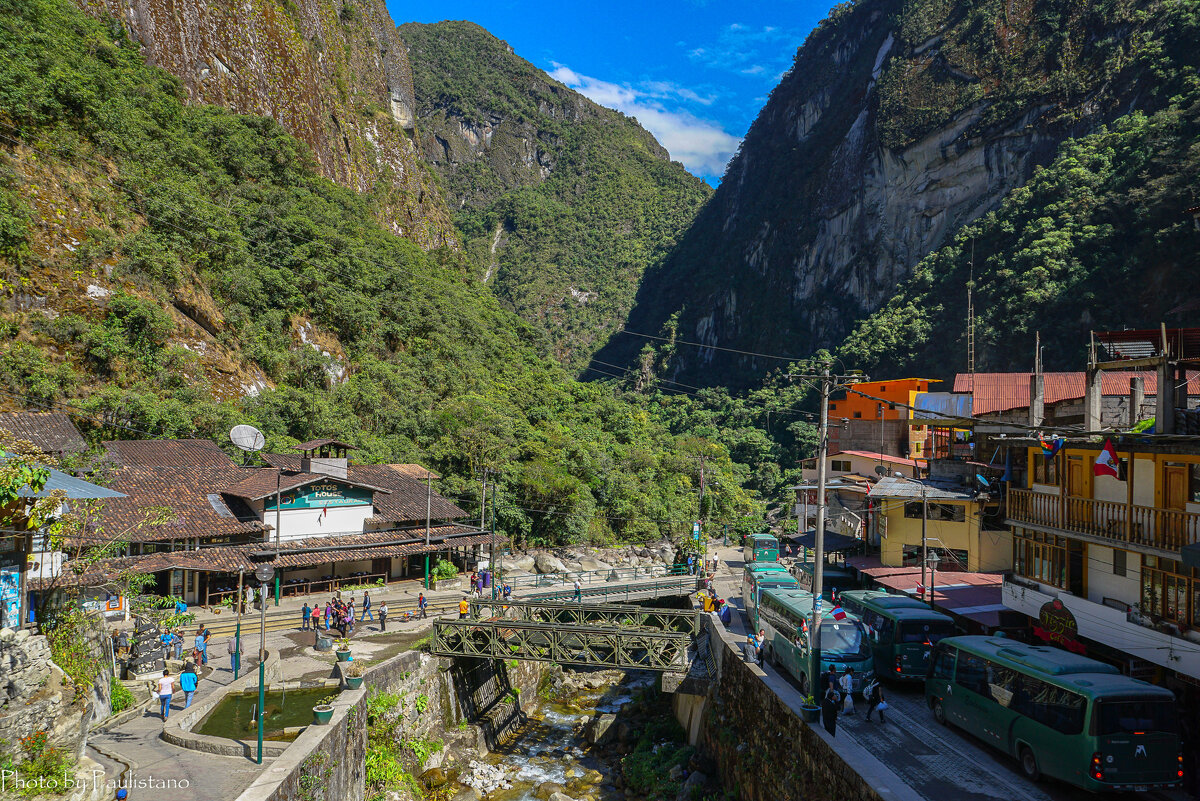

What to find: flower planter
left=314, top=635, right=333, bottom=652
left=312, top=705, right=334, bottom=725
left=799, top=705, right=821, bottom=723
left=335, top=650, right=352, bottom=662
left=344, top=676, right=363, bottom=690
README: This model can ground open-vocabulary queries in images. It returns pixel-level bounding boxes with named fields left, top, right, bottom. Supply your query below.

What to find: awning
left=784, top=529, right=862, bottom=552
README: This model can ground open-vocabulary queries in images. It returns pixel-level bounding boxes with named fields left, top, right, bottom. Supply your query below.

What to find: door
left=1164, top=466, right=1187, bottom=546
left=1068, top=458, right=1084, bottom=497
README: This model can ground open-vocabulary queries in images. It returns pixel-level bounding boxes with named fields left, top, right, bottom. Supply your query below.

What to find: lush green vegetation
left=0, top=0, right=759, bottom=546
left=399, top=21, right=712, bottom=369
left=842, top=42, right=1200, bottom=375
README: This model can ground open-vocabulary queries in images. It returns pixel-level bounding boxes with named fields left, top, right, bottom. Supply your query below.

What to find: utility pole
left=697, top=455, right=707, bottom=575
left=791, top=364, right=864, bottom=688
left=274, top=471, right=282, bottom=606
left=490, top=476, right=499, bottom=600
left=424, top=470, right=433, bottom=590
left=921, top=484, right=929, bottom=605
left=233, top=567, right=244, bottom=680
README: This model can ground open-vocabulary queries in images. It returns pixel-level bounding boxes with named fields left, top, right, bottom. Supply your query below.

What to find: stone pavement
left=88, top=602, right=442, bottom=801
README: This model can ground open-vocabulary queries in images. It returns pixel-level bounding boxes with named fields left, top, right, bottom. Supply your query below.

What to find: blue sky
left=386, top=0, right=834, bottom=184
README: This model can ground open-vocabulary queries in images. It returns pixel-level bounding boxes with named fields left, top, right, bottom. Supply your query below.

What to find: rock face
left=74, top=0, right=454, bottom=249
left=602, top=0, right=1179, bottom=387
left=0, top=627, right=95, bottom=760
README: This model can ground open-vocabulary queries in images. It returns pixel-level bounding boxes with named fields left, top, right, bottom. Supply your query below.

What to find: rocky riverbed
left=439, top=667, right=719, bottom=801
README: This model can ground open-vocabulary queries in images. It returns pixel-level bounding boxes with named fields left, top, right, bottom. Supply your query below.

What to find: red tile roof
left=0, top=412, right=86, bottom=455
left=953, top=371, right=1200, bottom=415
left=104, top=439, right=236, bottom=468
left=221, top=469, right=391, bottom=502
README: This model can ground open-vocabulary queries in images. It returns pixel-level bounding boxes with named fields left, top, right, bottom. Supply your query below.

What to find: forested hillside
left=0, top=0, right=760, bottom=546
left=399, top=21, right=712, bottom=369
left=598, top=0, right=1200, bottom=387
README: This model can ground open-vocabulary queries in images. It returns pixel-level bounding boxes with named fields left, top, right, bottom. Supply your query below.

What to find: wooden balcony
left=1008, top=487, right=1200, bottom=551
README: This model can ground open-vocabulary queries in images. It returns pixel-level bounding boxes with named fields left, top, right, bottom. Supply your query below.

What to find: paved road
left=708, top=545, right=1184, bottom=801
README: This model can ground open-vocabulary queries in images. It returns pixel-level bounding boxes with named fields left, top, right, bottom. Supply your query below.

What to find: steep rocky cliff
left=74, top=0, right=455, bottom=248
left=600, top=0, right=1190, bottom=386
left=399, top=21, right=711, bottom=369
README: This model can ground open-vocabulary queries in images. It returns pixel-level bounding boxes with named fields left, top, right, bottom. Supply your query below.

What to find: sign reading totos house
left=1033, top=598, right=1086, bottom=654
left=267, top=482, right=373, bottom=511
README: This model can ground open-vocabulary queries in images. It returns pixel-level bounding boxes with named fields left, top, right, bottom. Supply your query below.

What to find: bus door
left=952, top=652, right=1004, bottom=745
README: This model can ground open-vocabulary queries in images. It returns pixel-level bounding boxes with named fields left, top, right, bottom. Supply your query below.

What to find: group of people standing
left=819, top=665, right=887, bottom=736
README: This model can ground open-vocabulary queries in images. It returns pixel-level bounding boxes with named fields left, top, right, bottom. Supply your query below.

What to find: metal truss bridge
left=519, top=573, right=700, bottom=604
left=429, top=599, right=703, bottom=672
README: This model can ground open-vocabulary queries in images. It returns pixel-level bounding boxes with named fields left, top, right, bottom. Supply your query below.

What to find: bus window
left=898, top=620, right=955, bottom=644
left=955, top=652, right=990, bottom=697
left=1013, top=676, right=1085, bottom=734
left=819, top=623, right=868, bottom=658
left=1096, top=699, right=1177, bottom=735
left=930, top=646, right=955, bottom=680
left=875, top=617, right=894, bottom=643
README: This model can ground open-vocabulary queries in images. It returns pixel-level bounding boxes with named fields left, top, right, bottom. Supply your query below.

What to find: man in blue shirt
left=301, top=603, right=312, bottom=631
left=179, top=663, right=199, bottom=708
left=360, top=592, right=374, bottom=622
left=194, top=628, right=207, bottom=666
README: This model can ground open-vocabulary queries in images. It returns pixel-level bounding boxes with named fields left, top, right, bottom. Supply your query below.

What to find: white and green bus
left=741, top=562, right=797, bottom=630
left=758, top=587, right=873, bottom=697
left=838, top=590, right=956, bottom=681
left=926, top=636, right=1181, bottom=791
left=743, top=534, right=780, bottom=564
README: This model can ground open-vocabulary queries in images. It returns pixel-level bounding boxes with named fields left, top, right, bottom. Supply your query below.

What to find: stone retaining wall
left=696, top=617, right=887, bottom=801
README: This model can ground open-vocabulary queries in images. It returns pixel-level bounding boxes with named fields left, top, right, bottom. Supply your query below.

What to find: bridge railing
left=504, top=564, right=691, bottom=590
left=468, top=598, right=700, bottom=635
left=521, top=574, right=698, bottom=604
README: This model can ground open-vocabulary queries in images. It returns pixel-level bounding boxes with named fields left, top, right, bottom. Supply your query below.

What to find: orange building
left=828, top=378, right=938, bottom=420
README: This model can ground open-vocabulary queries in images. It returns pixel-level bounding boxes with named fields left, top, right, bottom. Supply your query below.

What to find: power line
left=611, top=327, right=805, bottom=363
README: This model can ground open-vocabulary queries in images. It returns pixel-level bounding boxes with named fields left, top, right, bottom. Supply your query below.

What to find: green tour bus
left=792, top=560, right=860, bottom=601
left=757, top=587, right=874, bottom=697
left=926, top=636, right=1181, bottom=792
left=743, top=534, right=779, bottom=564
left=838, top=590, right=956, bottom=681
left=742, top=562, right=797, bottom=630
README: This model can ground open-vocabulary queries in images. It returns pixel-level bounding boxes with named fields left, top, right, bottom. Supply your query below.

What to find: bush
left=109, top=677, right=136, bottom=714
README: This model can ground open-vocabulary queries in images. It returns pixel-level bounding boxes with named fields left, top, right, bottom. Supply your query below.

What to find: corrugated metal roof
left=867, top=476, right=978, bottom=500
left=913, top=392, right=973, bottom=420
left=952, top=371, right=1200, bottom=415
left=17, top=466, right=125, bottom=499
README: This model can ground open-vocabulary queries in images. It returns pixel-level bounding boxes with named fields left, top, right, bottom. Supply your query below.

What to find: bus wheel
left=932, top=699, right=947, bottom=726
left=1019, top=747, right=1041, bottom=782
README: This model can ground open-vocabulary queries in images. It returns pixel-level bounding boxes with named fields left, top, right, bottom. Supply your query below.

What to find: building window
left=1013, top=530, right=1068, bottom=590
left=1113, top=549, right=1127, bottom=578
left=902, top=545, right=968, bottom=569
left=1032, top=455, right=1059, bottom=486
left=831, top=460, right=851, bottom=471
left=829, top=403, right=838, bottom=411
left=1191, top=464, right=1200, bottom=503
left=853, top=411, right=862, bottom=418
left=903, top=502, right=965, bottom=522
left=1140, top=556, right=1199, bottom=627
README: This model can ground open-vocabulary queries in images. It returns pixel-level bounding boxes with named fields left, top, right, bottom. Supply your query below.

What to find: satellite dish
left=874, top=465, right=889, bottom=476
left=230, top=424, right=266, bottom=453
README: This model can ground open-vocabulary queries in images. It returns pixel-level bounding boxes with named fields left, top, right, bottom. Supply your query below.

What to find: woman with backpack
left=865, top=677, right=887, bottom=724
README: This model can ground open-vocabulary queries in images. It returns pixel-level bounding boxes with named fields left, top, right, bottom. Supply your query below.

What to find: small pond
left=195, top=687, right=334, bottom=742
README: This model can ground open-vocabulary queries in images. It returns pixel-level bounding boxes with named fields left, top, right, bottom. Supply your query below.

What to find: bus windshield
left=819, top=622, right=868, bottom=657
left=898, top=620, right=956, bottom=644
left=1096, top=699, right=1178, bottom=735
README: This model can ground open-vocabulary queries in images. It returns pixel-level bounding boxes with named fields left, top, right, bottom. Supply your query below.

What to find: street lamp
left=926, top=550, right=941, bottom=611
left=888, top=473, right=930, bottom=602
left=250, top=555, right=275, bottom=765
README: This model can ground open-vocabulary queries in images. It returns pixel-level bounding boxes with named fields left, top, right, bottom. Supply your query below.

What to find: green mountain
left=397, top=21, right=713, bottom=370
left=598, top=0, right=1200, bottom=387
left=0, top=0, right=756, bottom=545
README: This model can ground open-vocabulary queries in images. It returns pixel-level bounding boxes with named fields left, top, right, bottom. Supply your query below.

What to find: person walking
left=821, top=664, right=839, bottom=695
left=227, top=632, right=241, bottom=674
left=156, top=669, right=175, bottom=721
left=360, top=592, right=374, bottom=623
left=171, top=629, right=183, bottom=661
left=459, top=597, right=470, bottom=619
left=572, top=578, right=582, bottom=603
left=324, top=601, right=333, bottom=631
left=502, top=583, right=512, bottom=601
left=840, top=667, right=856, bottom=717
left=378, top=601, right=388, bottom=632
left=418, top=593, right=428, bottom=619
left=756, top=629, right=767, bottom=664
left=179, top=663, right=198, bottom=709
left=687, top=555, right=695, bottom=575
left=821, top=682, right=839, bottom=736
left=865, top=677, right=887, bottom=724
left=302, top=602, right=312, bottom=631
left=193, top=628, right=208, bottom=666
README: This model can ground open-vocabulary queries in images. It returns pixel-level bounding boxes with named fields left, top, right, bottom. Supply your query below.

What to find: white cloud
left=548, top=63, right=740, bottom=178
left=686, top=23, right=800, bottom=80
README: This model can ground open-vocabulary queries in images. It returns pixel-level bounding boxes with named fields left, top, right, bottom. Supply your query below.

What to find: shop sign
left=268, top=482, right=373, bottom=511
left=1033, top=598, right=1087, bottom=654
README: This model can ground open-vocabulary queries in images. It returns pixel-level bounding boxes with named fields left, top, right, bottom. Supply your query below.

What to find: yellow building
left=868, top=476, right=1011, bottom=572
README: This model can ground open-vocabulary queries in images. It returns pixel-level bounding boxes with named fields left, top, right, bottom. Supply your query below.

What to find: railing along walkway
left=1008, top=487, right=1200, bottom=550
left=468, top=598, right=700, bottom=634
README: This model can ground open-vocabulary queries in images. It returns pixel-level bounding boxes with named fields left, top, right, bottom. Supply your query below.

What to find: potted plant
left=335, top=637, right=352, bottom=662
left=799, top=694, right=821, bottom=723
left=342, top=660, right=366, bottom=690
left=312, top=694, right=337, bottom=725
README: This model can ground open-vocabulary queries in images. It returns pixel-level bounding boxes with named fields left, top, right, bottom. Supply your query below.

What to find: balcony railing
left=1008, top=487, right=1200, bottom=550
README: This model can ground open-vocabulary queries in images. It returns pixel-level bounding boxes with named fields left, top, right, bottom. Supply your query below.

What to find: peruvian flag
left=916, top=583, right=926, bottom=598
left=831, top=606, right=847, bottom=621
left=1094, top=438, right=1121, bottom=479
